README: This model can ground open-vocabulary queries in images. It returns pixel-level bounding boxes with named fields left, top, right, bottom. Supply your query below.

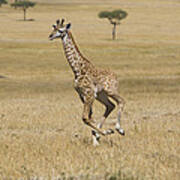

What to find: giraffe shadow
left=0, top=75, right=6, bottom=79
left=103, top=38, right=125, bottom=42
left=17, top=19, right=35, bottom=22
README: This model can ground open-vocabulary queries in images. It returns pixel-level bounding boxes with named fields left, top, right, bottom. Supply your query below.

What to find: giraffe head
left=49, top=19, right=71, bottom=40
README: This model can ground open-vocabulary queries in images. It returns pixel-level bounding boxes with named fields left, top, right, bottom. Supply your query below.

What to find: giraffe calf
left=49, top=19, right=125, bottom=145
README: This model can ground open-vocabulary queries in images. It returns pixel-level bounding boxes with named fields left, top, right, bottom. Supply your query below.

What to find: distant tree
left=13, top=0, right=19, bottom=9
left=0, top=0, right=7, bottom=7
left=98, top=9, right=128, bottom=40
left=11, top=0, right=36, bottom=21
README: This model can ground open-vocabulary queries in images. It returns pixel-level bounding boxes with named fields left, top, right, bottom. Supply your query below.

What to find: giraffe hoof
left=92, top=130, right=101, bottom=140
left=96, top=135, right=100, bottom=141
left=116, top=128, right=125, bottom=136
left=93, top=140, right=100, bottom=146
left=92, top=130, right=101, bottom=146
left=92, top=130, right=96, bottom=136
left=105, top=129, right=114, bottom=135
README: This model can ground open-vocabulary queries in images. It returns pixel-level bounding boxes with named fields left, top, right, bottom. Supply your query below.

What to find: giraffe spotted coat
left=49, top=19, right=125, bottom=145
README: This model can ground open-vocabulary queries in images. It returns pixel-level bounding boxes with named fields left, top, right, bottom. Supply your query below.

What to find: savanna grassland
left=0, top=0, right=180, bottom=179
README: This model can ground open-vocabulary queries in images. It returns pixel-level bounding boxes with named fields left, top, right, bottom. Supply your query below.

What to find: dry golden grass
left=0, top=0, right=180, bottom=179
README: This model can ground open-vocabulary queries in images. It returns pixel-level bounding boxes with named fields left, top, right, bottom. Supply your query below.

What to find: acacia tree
left=11, top=0, right=36, bottom=21
left=13, top=0, right=19, bottom=9
left=98, top=9, right=128, bottom=40
left=0, top=0, right=7, bottom=7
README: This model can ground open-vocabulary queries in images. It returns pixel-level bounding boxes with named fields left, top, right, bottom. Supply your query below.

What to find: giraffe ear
left=66, top=23, right=71, bottom=30
left=61, top=19, right=65, bottom=26
left=56, top=19, right=60, bottom=25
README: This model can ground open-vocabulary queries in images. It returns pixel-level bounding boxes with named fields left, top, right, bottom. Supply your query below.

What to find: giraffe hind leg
left=110, top=94, right=125, bottom=135
left=96, top=90, right=115, bottom=129
left=91, top=90, right=116, bottom=146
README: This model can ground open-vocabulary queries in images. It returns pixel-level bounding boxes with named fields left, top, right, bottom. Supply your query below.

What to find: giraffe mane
left=68, top=31, right=91, bottom=64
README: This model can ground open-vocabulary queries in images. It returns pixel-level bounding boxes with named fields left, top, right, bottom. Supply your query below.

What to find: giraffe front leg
left=82, top=102, right=106, bottom=136
left=75, top=87, right=94, bottom=122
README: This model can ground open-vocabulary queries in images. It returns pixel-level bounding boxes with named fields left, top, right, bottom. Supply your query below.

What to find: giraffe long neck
left=62, top=31, right=94, bottom=79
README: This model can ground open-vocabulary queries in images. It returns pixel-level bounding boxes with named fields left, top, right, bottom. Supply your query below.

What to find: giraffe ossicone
left=49, top=18, right=125, bottom=145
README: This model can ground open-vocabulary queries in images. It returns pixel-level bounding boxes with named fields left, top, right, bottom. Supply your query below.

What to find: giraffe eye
left=58, top=30, right=63, bottom=33
left=52, top=24, right=56, bottom=29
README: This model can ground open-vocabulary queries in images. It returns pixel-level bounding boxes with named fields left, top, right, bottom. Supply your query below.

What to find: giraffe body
left=49, top=19, right=125, bottom=144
